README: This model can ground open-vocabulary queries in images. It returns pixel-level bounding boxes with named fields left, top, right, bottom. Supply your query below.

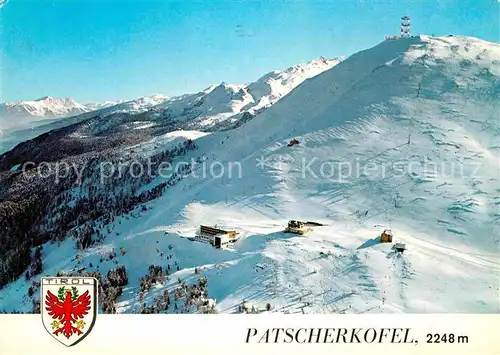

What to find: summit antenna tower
left=401, top=16, right=411, bottom=38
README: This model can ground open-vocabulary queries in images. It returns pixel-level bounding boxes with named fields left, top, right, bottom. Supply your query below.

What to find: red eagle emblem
left=45, top=286, right=91, bottom=339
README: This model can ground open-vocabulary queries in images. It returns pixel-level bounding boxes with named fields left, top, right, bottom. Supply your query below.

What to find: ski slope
left=0, top=35, right=498, bottom=314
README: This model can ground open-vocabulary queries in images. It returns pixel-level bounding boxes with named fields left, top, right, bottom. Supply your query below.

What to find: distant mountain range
left=0, top=57, right=342, bottom=154
left=0, top=57, right=342, bottom=133
left=0, top=96, right=89, bottom=130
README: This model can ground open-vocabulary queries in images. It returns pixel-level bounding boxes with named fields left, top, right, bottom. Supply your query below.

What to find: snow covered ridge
left=95, top=56, right=343, bottom=133
left=172, top=56, right=344, bottom=131
left=1, top=36, right=499, bottom=314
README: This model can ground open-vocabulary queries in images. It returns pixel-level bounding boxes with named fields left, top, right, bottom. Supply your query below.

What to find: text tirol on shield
left=41, top=277, right=98, bottom=347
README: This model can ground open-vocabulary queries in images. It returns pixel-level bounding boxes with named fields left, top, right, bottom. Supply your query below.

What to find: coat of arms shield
left=40, top=277, right=98, bottom=346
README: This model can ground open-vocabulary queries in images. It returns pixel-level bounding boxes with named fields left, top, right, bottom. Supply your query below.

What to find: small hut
left=380, top=229, right=393, bottom=243
left=394, top=243, right=406, bottom=253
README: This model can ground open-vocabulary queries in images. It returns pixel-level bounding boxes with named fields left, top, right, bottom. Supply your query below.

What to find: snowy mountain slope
left=155, top=57, right=343, bottom=131
left=1, top=36, right=498, bottom=314
left=114, top=35, right=498, bottom=314
left=246, top=57, right=344, bottom=112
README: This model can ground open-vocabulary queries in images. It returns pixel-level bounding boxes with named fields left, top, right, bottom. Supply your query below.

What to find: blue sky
left=1, top=0, right=498, bottom=103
